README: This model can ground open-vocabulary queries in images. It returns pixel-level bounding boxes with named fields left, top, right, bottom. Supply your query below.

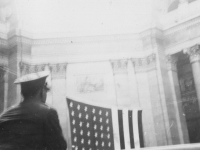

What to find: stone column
left=185, top=44, right=200, bottom=110
left=0, top=67, right=5, bottom=113
left=3, top=69, right=8, bottom=110
left=127, top=59, right=140, bottom=108
left=166, top=55, right=189, bottom=144
left=7, top=46, right=21, bottom=108
left=49, top=63, right=68, bottom=141
left=132, top=54, right=160, bottom=147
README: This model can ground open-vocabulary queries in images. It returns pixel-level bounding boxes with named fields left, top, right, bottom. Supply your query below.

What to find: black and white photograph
left=0, top=0, right=200, bottom=149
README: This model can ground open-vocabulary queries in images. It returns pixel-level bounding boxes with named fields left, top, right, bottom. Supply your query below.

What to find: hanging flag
left=67, top=98, right=143, bottom=150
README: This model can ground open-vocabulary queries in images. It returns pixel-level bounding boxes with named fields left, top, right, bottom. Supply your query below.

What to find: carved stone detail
left=166, top=55, right=178, bottom=71
left=20, top=62, right=46, bottom=76
left=184, top=44, right=200, bottom=63
left=110, top=59, right=128, bottom=74
left=49, top=63, right=67, bottom=78
left=131, top=53, right=156, bottom=72
left=20, top=62, right=67, bottom=78
left=0, top=6, right=12, bottom=23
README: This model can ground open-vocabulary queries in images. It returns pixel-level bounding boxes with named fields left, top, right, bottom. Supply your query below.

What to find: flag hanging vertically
left=67, top=98, right=144, bottom=150
left=67, top=98, right=115, bottom=150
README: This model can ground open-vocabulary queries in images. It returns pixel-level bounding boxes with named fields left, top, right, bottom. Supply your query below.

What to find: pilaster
left=141, top=27, right=183, bottom=145
left=127, top=59, right=140, bottom=108
left=133, top=53, right=170, bottom=146
left=50, top=63, right=68, bottom=141
left=3, top=69, right=8, bottom=110
left=133, top=59, right=157, bottom=147
left=110, top=59, right=131, bottom=107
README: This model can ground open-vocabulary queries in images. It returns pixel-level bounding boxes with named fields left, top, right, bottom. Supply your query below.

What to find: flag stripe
left=133, top=109, right=140, bottom=148
left=118, top=110, right=125, bottom=149
left=111, top=108, right=120, bottom=150
left=128, top=110, right=135, bottom=148
left=123, top=109, right=131, bottom=149
left=138, top=110, right=144, bottom=148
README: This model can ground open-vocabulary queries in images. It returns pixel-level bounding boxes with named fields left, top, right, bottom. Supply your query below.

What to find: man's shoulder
left=39, top=103, right=57, bottom=112
left=0, top=104, right=21, bottom=117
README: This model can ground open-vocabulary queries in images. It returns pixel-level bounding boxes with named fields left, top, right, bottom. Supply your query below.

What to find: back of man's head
left=21, top=77, right=47, bottom=99
left=14, top=71, right=49, bottom=100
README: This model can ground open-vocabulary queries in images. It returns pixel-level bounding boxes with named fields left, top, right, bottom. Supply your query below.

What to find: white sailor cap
left=14, top=71, right=50, bottom=84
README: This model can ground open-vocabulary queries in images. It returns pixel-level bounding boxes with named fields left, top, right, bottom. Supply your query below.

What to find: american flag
left=67, top=98, right=144, bottom=150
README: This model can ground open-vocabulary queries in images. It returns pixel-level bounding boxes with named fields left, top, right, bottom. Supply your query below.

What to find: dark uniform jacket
left=0, top=100, right=67, bottom=150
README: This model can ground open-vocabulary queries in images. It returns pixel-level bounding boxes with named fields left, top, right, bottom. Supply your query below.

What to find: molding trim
left=8, top=36, right=33, bottom=47
left=164, top=15, right=200, bottom=36
left=33, top=33, right=139, bottom=45
left=0, top=33, right=141, bottom=49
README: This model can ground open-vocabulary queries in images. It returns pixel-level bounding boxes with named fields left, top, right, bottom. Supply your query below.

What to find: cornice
left=139, top=28, right=165, bottom=50
left=140, top=28, right=164, bottom=39
left=0, top=36, right=33, bottom=49
left=164, top=15, right=200, bottom=36
left=8, top=36, right=33, bottom=47
left=33, top=33, right=140, bottom=45
left=0, top=32, right=142, bottom=49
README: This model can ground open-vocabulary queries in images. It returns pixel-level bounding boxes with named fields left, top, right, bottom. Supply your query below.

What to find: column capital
left=19, top=62, right=46, bottom=76
left=184, top=44, right=200, bottom=63
left=110, top=59, right=128, bottom=74
left=49, top=63, right=67, bottom=78
left=131, top=53, right=156, bottom=72
left=19, top=62, right=67, bottom=78
left=166, top=55, right=178, bottom=72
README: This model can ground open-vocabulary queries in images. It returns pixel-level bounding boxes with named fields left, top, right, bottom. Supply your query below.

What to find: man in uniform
left=0, top=71, right=67, bottom=150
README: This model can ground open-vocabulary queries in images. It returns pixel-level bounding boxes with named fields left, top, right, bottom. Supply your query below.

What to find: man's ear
left=39, top=88, right=44, bottom=98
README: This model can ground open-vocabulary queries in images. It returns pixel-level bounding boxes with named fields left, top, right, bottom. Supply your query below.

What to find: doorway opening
left=176, top=51, right=200, bottom=143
